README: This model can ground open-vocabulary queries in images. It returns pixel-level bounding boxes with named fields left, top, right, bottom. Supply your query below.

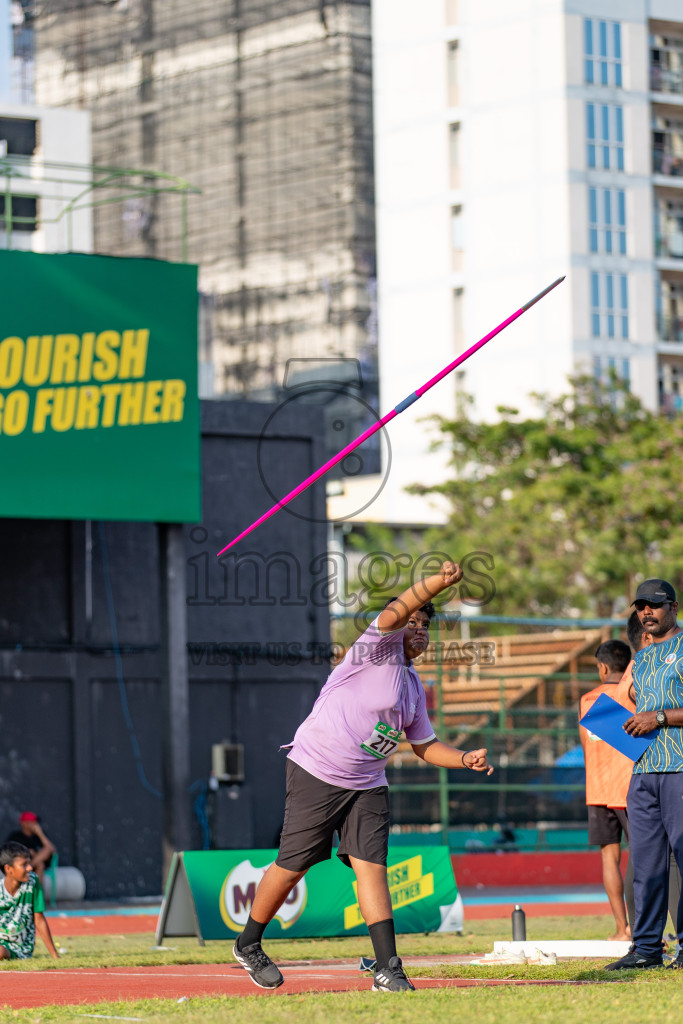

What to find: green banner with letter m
left=156, top=847, right=461, bottom=943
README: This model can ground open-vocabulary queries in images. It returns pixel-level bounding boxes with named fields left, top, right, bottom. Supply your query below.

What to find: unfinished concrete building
left=29, top=0, right=378, bottom=462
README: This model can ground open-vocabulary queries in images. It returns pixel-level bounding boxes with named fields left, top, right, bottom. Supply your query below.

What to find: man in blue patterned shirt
left=606, top=579, right=683, bottom=971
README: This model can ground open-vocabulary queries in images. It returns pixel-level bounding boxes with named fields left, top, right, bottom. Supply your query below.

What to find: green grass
left=0, top=915, right=680, bottom=1024
left=2, top=984, right=683, bottom=1024
left=0, top=914, right=624, bottom=970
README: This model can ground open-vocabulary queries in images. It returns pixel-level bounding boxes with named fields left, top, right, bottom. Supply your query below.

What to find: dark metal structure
left=0, top=399, right=330, bottom=897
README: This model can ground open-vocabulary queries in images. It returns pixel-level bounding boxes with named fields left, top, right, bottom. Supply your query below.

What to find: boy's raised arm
left=376, top=560, right=463, bottom=632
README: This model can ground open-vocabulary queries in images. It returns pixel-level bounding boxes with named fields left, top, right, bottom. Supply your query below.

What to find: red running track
left=45, top=901, right=610, bottom=936
left=3, top=903, right=612, bottom=1009
left=49, top=915, right=159, bottom=936
left=465, top=902, right=609, bottom=920
left=0, top=960, right=607, bottom=1009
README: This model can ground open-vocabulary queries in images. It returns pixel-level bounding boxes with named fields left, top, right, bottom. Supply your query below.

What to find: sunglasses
left=634, top=600, right=669, bottom=611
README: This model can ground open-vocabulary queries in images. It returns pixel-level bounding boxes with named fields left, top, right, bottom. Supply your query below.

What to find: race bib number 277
left=360, top=721, right=401, bottom=760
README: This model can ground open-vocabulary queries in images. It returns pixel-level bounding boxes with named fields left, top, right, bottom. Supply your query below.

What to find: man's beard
left=643, top=615, right=674, bottom=637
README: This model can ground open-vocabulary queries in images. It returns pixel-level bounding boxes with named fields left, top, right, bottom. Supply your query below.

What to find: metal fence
left=333, top=611, right=625, bottom=847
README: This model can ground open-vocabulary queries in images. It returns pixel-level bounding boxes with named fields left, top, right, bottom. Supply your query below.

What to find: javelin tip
left=524, top=272, right=565, bottom=307
left=519, top=275, right=566, bottom=312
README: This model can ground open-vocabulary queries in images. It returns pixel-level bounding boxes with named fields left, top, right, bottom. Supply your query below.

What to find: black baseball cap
left=631, top=579, right=677, bottom=605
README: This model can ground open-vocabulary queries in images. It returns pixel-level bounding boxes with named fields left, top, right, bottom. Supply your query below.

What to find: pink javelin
left=217, top=276, right=565, bottom=556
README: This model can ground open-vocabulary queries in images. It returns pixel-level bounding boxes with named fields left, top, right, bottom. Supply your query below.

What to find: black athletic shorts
left=276, top=759, right=390, bottom=871
left=587, top=804, right=629, bottom=847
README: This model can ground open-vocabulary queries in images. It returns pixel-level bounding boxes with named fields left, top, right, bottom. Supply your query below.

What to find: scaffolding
left=30, top=0, right=378, bottom=421
left=0, top=153, right=200, bottom=258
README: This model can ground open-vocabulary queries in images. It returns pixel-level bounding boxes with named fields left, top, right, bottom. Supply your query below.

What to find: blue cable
left=190, top=779, right=211, bottom=850
left=98, top=521, right=162, bottom=799
left=99, top=522, right=215, bottom=842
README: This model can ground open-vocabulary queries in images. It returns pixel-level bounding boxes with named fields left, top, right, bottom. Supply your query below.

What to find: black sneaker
left=666, top=950, right=683, bottom=969
left=372, top=955, right=416, bottom=992
left=605, top=950, right=664, bottom=971
left=232, top=940, right=284, bottom=989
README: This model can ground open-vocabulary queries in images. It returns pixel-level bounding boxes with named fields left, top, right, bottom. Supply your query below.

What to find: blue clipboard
left=579, top=692, right=658, bottom=761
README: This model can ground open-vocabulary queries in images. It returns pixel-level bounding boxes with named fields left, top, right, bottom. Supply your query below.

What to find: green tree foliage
left=400, top=375, right=683, bottom=618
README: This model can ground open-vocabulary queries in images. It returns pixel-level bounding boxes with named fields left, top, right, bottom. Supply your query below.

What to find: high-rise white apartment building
left=339, top=0, right=683, bottom=525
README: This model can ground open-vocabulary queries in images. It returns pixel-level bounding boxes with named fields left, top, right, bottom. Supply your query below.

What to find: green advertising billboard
left=0, top=250, right=200, bottom=521
left=156, top=847, right=461, bottom=943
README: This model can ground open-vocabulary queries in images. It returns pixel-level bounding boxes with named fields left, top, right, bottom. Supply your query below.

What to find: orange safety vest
left=579, top=663, right=636, bottom=809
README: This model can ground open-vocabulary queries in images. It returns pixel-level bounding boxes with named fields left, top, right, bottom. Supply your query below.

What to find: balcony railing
left=660, top=390, right=683, bottom=415
left=655, top=224, right=683, bottom=258
left=653, top=145, right=683, bottom=177
left=657, top=313, right=683, bottom=343
left=651, top=65, right=683, bottom=97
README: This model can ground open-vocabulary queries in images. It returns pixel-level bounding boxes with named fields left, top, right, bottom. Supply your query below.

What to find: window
left=449, top=122, right=461, bottom=188
left=594, top=356, right=630, bottom=410
left=451, top=206, right=463, bottom=249
left=0, top=117, right=37, bottom=156
left=0, top=194, right=38, bottom=232
left=652, top=115, right=683, bottom=176
left=453, top=287, right=464, bottom=349
left=657, top=279, right=683, bottom=343
left=586, top=103, right=624, bottom=171
left=659, top=360, right=683, bottom=414
left=447, top=41, right=460, bottom=106
left=451, top=206, right=464, bottom=270
left=594, top=355, right=630, bottom=385
left=650, top=32, right=683, bottom=96
left=655, top=198, right=683, bottom=258
left=588, top=187, right=626, bottom=255
left=591, top=271, right=628, bottom=339
left=585, top=18, right=622, bottom=87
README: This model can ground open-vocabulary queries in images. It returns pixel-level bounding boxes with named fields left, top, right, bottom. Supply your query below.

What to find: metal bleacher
left=332, top=614, right=625, bottom=842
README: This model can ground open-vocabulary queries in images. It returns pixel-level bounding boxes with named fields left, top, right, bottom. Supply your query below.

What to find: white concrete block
left=494, top=939, right=632, bottom=958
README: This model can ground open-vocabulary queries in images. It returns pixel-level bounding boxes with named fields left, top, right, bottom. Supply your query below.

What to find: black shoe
left=232, top=940, right=284, bottom=989
left=372, top=955, right=416, bottom=992
left=605, top=950, right=664, bottom=971
left=666, top=950, right=683, bottom=969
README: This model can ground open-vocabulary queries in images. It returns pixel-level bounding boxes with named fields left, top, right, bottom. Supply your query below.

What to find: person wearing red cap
left=4, top=813, right=55, bottom=886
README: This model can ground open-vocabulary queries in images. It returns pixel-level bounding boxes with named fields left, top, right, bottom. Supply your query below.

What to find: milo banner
left=156, top=847, right=462, bottom=944
left=0, top=250, right=200, bottom=521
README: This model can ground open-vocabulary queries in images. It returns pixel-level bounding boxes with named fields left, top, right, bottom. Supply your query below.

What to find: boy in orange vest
left=580, top=639, right=633, bottom=940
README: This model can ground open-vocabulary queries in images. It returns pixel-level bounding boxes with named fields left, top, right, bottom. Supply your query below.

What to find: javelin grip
left=395, top=392, right=419, bottom=414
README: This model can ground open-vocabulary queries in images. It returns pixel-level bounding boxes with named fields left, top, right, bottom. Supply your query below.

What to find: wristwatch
left=656, top=710, right=668, bottom=727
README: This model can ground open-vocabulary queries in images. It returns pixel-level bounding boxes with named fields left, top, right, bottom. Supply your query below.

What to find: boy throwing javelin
left=233, top=559, right=493, bottom=992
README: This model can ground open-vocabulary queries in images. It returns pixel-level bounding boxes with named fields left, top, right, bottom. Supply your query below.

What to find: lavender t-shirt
left=286, top=618, right=435, bottom=790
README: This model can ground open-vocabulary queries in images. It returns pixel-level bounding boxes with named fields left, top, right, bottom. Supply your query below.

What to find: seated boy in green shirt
left=0, top=842, right=59, bottom=960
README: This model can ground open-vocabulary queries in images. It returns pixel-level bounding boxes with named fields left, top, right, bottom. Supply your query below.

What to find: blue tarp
left=555, top=744, right=585, bottom=768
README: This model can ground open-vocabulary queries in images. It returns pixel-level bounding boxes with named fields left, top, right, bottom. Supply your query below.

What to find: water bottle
left=512, top=904, right=526, bottom=941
